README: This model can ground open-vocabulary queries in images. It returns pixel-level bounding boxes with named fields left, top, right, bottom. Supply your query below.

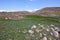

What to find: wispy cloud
left=0, top=10, right=20, bottom=12
left=29, top=0, right=33, bottom=1
left=0, top=9, right=39, bottom=12
left=26, top=9, right=39, bottom=12
left=29, top=0, right=37, bottom=1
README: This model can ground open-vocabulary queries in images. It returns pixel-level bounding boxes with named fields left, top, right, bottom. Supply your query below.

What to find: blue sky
left=0, top=0, right=60, bottom=11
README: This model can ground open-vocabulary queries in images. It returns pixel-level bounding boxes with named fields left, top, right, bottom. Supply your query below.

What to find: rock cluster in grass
left=20, top=24, right=60, bottom=40
left=1, top=23, right=60, bottom=40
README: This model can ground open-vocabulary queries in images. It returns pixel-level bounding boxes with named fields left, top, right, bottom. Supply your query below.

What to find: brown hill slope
left=35, top=7, right=60, bottom=17
left=0, top=11, right=32, bottom=19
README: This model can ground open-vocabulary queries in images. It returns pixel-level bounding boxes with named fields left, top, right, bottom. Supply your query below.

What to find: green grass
left=0, top=15, right=60, bottom=40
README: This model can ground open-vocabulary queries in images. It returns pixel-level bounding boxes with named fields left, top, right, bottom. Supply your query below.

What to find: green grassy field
left=0, top=15, right=60, bottom=40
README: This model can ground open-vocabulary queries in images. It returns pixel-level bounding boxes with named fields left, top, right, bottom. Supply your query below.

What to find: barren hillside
left=35, top=7, right=60, bottom=17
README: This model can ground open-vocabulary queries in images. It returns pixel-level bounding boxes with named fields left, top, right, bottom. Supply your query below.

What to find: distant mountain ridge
left=0, top=7, right=60, bottom=19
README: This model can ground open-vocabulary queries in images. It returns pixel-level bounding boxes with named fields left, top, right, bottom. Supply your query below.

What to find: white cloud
left=0, top=10, right=6, bottom=12
left=26, top=9, right=39, bottom=12
left=29, top=0, right=34, bottom=1
left=0, top=9, right=39, bottom=12
left=0, top=10, right=19, bottom=12
left=29, top=0, right=33, bottom=1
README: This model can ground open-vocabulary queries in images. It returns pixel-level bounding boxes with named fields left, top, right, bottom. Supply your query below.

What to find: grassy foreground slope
left=0, top=15, right=60, bottom=40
